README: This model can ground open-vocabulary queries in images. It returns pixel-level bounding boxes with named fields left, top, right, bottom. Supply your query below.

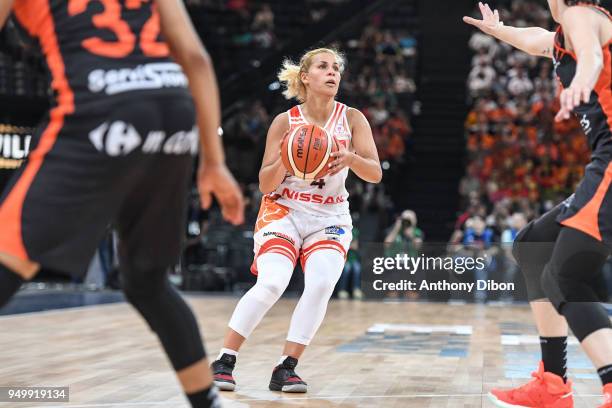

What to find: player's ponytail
left=278, top=58, right=305, bottom=103
left=277, top=47, right=345, bottom=103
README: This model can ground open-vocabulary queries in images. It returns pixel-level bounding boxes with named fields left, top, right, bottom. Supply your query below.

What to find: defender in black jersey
left=0, top=1, right=245, bottom=407
left=465, top=1, right=612, bottom=407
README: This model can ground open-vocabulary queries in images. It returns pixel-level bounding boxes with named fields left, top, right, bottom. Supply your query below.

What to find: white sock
left=227, top=253, right=293, bottom=338
left=278, top=355, right=289, bottom=365
left=217, top=348, right=239, bottom=360
left=286, top=249, right=345, bottom=345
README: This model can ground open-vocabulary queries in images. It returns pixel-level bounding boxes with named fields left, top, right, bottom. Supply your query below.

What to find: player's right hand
left=198, top=163, right=245, bottom=225
left=463, top=2, right=503, bottom=35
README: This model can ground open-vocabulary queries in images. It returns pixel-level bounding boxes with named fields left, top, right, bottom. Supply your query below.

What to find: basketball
left=281, top=124, right=338, bottom=181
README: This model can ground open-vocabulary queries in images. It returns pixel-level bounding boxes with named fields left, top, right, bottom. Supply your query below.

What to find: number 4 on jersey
left=311, top=179, right=326, bottom=189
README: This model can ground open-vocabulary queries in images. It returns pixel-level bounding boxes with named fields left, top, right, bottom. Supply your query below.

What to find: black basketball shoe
left=269, top=356, right=307, bottom=393
left=211, top=353, right=236, bottom=391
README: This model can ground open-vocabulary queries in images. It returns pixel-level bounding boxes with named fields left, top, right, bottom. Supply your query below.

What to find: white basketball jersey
left=270, top=101, right=352, bottom=217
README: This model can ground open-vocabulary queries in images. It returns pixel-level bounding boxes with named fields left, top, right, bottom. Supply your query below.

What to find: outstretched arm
left=463, top=2, right=555, bottom=58
left=555, top=6, right=605, bottom=121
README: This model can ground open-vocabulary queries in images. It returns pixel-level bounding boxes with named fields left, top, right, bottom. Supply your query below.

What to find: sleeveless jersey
left=11, top=0, right=189, bottom=113
left=270, top=101, right=352, bottom=217
left=553, top=4, right=612, bottom=156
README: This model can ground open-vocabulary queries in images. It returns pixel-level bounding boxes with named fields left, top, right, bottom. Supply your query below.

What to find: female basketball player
left=0, top=1, right=244, bottom=407
left=465, top=1, right=612, bottom=407
left=212, top=48, right=382, bottom=393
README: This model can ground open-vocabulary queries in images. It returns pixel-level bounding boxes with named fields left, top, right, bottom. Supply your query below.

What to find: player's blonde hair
left=277, top=48, right=345, bottom=103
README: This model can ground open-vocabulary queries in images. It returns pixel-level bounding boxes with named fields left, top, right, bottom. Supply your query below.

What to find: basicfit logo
left=325, top=226, right=345, bottom=236
left=88, top=63, right=187, bottom=95
left=263, top=231, right=295, bottom=245
left=89, top=122, right=198, bottom=156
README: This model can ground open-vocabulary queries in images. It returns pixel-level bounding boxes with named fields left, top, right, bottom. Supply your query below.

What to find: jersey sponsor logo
left=88, top=62, right=187, bottom=95
left=255, top=199, right=289, bottom=231
left=263, top=231, right=296, bottom=245
left=325, top=226, right=345, bottom=235
left=280, top=188, right=345, bottom=204
left=335, top=122, right=351, bottom=139
left=89, top=121, right=198, bottom=156
left=579, top=114, right=592, bottom=136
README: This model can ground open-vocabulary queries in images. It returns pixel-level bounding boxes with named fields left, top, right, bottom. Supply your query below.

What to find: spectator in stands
left=384, top=210, right=424, bottom=300
left=459, top=216, right=496, bottom=302
left=385, top=210, right=424, bottom=258
left=468, top=59, right=496, bottom=97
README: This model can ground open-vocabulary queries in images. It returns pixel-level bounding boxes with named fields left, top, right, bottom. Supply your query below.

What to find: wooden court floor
left=0, top=296, right=606, bottom=408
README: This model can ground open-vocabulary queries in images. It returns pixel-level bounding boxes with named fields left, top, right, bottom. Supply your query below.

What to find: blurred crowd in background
left=455, top=0, right=612, bottom=301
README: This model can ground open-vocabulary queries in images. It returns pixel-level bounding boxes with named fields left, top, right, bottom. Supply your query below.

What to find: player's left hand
left=555, top=82, right=592, bottom=122
left=328, top=145, right=356, bottom=176
left=198, top=163, right=245, bottom=225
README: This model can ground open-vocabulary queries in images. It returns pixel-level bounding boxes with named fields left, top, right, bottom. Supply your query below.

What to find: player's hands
left=328, top=144, right=356, bottom=176
left=463, top=2, right=503, bottom=35
left=198, top=163, right=245, bottom=225
left=555, top=82, right=592, bottom=122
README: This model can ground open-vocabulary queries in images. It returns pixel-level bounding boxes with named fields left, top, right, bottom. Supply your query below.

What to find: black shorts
left=556, top=151, right=612, bottom=247
left=0, top=94, right=197, bottom=276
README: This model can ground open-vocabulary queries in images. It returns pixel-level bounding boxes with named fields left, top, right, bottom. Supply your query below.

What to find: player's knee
left=304, top=251, right=344, bottom=295
left=511, top=221, right=535, bottom=266
left=307, top=274, right=337, bottom=296
left=541, top=262, right=569, bottom=313
left=121, top=266, right=167, bottom=301
left=255, top=279, right=286, bottom=303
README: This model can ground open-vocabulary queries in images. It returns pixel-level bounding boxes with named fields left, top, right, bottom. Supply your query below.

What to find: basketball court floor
left=0, top=295, right=606, bottom=408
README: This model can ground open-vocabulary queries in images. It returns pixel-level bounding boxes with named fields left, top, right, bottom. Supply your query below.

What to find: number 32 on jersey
left=68, top=0, right=168, bottom=58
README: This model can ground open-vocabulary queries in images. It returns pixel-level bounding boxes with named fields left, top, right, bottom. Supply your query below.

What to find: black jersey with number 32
left=11, top=0, right=189, bottom=112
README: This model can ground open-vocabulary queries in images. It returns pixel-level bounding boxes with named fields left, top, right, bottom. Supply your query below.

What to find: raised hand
left=463, top=2, right=503, bottom=35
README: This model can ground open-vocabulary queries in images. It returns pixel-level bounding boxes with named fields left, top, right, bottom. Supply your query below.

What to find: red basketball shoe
left=599, top=383, right=612, bottom=408
left=488, top=362, right=573, bottom=407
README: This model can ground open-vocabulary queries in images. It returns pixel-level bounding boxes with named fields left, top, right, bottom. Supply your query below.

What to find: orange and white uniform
left=251, top=101, right=354, bottom=275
